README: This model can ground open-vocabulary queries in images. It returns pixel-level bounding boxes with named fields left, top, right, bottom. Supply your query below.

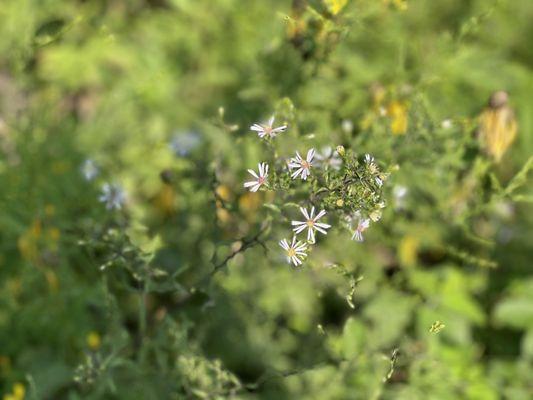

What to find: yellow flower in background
left=2, top=383, right=25, bottom=400
left=478, top=91, right=517, bottom=163
left=324, top=0, right=349, bottom=15
left=216, top=207, right=231, bottom=225
left=398, top=235, right=419, bottom=267
left=215, top=185, right=232, bottom=202
left=153, top=185, right=176, bottom=215
left=239, top=192, right=262, bottom=220
left=388, top=100, right=408, bottom=135
left=87, top=331, right=101, bottom=350
left=12, top=384, right=25, bottom=399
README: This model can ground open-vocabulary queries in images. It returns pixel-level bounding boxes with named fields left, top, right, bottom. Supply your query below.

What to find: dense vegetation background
left=0, top=0, right=532, bottom=399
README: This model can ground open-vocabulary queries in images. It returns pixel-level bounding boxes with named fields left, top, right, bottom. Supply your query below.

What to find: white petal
left=315, top=209, right=326, bottom=220
left=293, top=225, right=307, bottom=234
left=291, top=169, right=303, bottom=179
left=307, top=148, right=315, bottom=162
left=307, top=228, right=313, bottom=242
left=315, top=225, right=328, bottom=235
left=247, top=169, right=259, bottom=179
left=244, top=181, right=258, bottom=187
left=294, top=243, right=307, bottom=252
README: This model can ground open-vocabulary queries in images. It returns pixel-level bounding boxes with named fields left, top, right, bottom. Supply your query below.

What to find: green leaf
left=494, top=297, right=533, bottom=330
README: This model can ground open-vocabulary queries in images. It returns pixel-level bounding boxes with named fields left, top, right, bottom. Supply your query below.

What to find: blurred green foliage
left=0, top=0, right=532, bottom=399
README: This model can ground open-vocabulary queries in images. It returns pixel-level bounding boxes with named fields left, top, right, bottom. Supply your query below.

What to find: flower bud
left=336, top=145, right=345, bottom=157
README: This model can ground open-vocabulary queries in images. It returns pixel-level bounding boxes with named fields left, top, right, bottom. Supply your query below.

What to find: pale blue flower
left=99, top=183, right=126, bottom=210
left=169, top=131, right=201, bottom=157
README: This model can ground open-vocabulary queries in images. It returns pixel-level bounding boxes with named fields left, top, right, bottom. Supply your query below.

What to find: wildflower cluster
left=80, top=159, right=128, bottom=211
left=244, top=115, right=389, bottom=267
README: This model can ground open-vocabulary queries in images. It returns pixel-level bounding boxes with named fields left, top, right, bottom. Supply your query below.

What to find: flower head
left=364, top=153, right=375, bottom=164
left=81, top=159, right=99, bottom=181
left=315, top=146, right=342, bottom=170
left=351, top=216, right=370, bottom=242
left=250, top=116, right=287, bottom=139
left=288, top=148, right=315, bottom=180
left=99, top=183, right=126, bottom=210
left=243, top=162, right=269, bottom=192
left=279, top=236, right=308, bottom=266
left=292, top=206, right=331, bottom=243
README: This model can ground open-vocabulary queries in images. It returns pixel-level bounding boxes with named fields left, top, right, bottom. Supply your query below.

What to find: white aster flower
left=351, top=217, right=370, bottom=242
left=288, top=148, right=315, bottom=180
left=364, top=153, right=380, bottom=175
left=315, top=146, right=342, bottom=170
left=99, top=183, right=126, bottom=210
left=292, top=206, right=331, bottom=243
left=364, top=153, right=374, bottom=164
left=250, top=116, right=287, bottom=139
left=243, top=162, right=269, bottom=192
left=81, top=159, right=99, bottom=181
left=279, top=236, right=308, bottom=266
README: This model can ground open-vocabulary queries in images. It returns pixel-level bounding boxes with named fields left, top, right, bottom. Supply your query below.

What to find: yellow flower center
left=287, top=248, right=296, bottom=257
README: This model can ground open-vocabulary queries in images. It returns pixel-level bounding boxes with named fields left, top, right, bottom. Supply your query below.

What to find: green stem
left=138, top=270, right=149, bottom=363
